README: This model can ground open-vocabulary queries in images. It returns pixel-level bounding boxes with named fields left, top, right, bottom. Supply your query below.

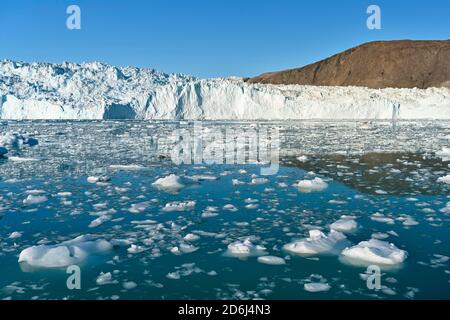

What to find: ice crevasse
left=1, top=60, right=450, bottom=120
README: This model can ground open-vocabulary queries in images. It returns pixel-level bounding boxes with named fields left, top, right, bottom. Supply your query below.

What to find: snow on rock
left=1, top=60, right=450, bottom=120
left=294, top=177, right=328, bottom=193
left=18, top=235, right=113, bottom=269
left=341, top=239, right=407, bottom=266
left=283, top=230, right=348, bottom=256
left=152, top=174, right=185, bottom=193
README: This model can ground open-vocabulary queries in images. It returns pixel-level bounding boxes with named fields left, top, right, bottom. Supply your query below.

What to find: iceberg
left=152, top=174, right=185, bottom=193
left=1, top=60, right=450, bottom=120
left=341, top=239, right=407, bottom=266
left=18, top=235, right=113, bottom=269
left=283, top=230, right=349, bottom=256
left=294, top=178, right=328, bottom=193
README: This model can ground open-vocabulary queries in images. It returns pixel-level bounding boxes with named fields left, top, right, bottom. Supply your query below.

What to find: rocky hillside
left=247, top=40, right=450, bottom=89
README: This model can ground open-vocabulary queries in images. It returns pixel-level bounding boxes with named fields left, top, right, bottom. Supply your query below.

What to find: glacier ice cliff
left=1, top=60, right=450, bottom=120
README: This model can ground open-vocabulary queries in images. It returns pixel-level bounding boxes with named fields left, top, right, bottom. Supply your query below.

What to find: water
left=0, top=120, right=449, bottom=300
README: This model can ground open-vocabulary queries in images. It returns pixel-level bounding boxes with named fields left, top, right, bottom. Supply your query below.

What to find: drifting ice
left=18, top=235, right=113, bottom=269
left=283, top=230, right=348, bottom=256
left=341, top=239, right=407, bottom=266
left=1, top=60, right=450, bottom=120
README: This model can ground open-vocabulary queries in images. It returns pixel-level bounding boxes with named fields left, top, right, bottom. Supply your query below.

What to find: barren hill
left=247, top=40, right=450, bottom=89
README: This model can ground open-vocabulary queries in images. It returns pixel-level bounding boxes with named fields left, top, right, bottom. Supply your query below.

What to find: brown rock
left=247, top=40, right=450, bottom=89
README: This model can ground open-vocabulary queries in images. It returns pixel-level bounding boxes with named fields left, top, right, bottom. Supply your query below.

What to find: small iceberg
left=18, top=235, right=112, bottom=270
left=152, top=174, right=185, bottom=193
left=437, top=175, right=450, bottom=184
left=225, top=239, right=267, bottom=258
left=257, top=256, right=286, bottom=265
left=283, top=230, right=348, bottom=256
left=436, top=147, right=450, bottom=161
left=304, top=283, right=331, bottom=293
left=330, top=218, right=358, bottom=233
left=161, top=200, right=196, bottom=212
left=341, top=239, right=407, bottom=266
left=294, top=177, right=328, bottom=193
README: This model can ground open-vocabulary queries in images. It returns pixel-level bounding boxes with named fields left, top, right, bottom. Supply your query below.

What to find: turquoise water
left=0, top=121, right=449, bottom=300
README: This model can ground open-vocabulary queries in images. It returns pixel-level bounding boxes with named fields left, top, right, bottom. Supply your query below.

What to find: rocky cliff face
left=248, top=40, right=450, bottom=89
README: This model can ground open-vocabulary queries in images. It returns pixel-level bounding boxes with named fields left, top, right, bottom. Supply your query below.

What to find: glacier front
left=1, top=60, right=450, bottom=120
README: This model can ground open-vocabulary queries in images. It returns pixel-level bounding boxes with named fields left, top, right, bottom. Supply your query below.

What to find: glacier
left=1, top=60, right=450, bottom=120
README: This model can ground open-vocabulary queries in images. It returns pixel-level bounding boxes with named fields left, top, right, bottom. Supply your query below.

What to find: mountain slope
left=247, top=40, right=450, bottom=89
left=1, top=59, right=450, bottom=120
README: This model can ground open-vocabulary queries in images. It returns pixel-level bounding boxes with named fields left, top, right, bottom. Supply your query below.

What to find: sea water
left=0, top=120, right=449, bottom=300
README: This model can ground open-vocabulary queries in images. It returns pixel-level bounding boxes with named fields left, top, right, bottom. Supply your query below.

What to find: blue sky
left=0, top=0, right=449, bottom=78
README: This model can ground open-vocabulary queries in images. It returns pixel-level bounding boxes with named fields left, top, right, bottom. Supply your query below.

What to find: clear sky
left=0, top=0, right=449, bottom=78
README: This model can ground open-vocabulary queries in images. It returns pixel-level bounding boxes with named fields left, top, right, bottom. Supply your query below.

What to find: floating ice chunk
left=304, top=283, right=331, bottom=293
left=184, top=233, right=200, bottom=242
left=225, top=239, right=267, bottom=258
left=7, top=156, right=39, bottom=162
left=251, top=178, right=269, bottom=185
left=223, top=204, right=238, bottom=212
left=109, top=164, right=146, bottom=171
left=23, top=194, right=48, bottom=206
left=187, top=175, right=218, bottom=182
left=297, top=155, right=308, bottom=162
left=162, top=201, right=196, bottom=212
left=0, top=132, right=38, bottom=148
left=232, top=179, right=245, bottom=186
left=18, top=235, right=112, bottom=269
left=341, top=239, right=407, bottom=266
left=283, top=230, right=348, bottom=256
left=9, top=231, right=22, bottom=239
left=330, top=218, right=358, bottom=233
left=371, top=213, right=395, bottom=225
left=152, top=174, right=185, bottom=193
left=127, top=244, right=145, bottom=254
left=88, top=215, right=112, bottom=228
left=128, top=201, right=150, bottom=213
left=96, top=272, right=116, bottom=285
left=294, top=177, right=328, bottom=193
left=436, top=147, right=450, bottom=161
left=57, top=192, right=72, bottom=197
left=123, top=281, right=137, bottom=290
left=257, top=256, right=286, bottom=265
left=437, top=175, right=450, bottom=184
left=201, top=206, right=219, bottom=218
left=87, top=176, right=110, bottom=184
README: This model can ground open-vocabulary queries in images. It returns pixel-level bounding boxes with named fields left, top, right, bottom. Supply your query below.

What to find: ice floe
left=437, top=175, right=450, bottom=184
left=341, top=239, right=407, bottom=266
left=283, top=230, right=348, bottom=256
left=330, top=218, right=358, bottom=233
left=18, top=235, right=113, bottom=269
left=152, top=174, right=185, bottom=193
left=257, top=256, right=286, bottom=265
left=304, top=283, right=331, bottom=293
left=294, top=177, right=328, bottom=193
left=162, top=201, right=196, bottom=212
left=225, top=239, right=267, bottom=258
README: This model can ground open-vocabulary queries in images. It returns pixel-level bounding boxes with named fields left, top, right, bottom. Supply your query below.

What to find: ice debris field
left=0, top=120, right=450, bottom=299
left=1, top=60, right=450, bottom=120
